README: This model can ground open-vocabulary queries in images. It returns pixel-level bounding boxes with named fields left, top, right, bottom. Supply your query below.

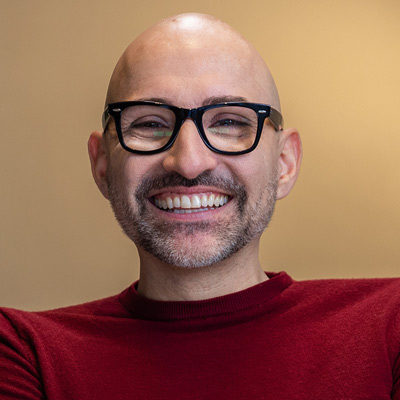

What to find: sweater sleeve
left=0, top=312, right=45, bottom=399
left=390, top=292, right=400, bottom=400
left=393, top=347, right=400, bottom=400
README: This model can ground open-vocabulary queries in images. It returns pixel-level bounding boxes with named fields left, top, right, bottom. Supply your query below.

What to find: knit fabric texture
left=1, top=272, right=400, bottom=399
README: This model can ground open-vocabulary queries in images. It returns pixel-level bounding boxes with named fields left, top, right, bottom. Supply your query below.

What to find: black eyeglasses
left=102, top=101, right=283, bottom=156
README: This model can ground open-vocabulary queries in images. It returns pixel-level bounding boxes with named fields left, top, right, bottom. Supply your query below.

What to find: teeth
left=154, top=193, right=229, bottom=211
left=167, top=198, right=173, bottom=209
left=172, top=208, right=210, bottom=214
left=191, top=195, right=201, bottom=208
left=173, top=197, right=180, bottom=208
left=180, top=195, right=191, bottom=209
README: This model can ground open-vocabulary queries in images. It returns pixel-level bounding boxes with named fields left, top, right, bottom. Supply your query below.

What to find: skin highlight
left=105, top=14, right=281, bottom=111
left=88, top=13, right=302, bottom=301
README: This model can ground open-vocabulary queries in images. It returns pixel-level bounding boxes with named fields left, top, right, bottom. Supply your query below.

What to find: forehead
left=112, top=28, right=272, bottom=107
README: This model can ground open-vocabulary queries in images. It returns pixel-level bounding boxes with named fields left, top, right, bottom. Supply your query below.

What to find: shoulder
left=285, top=276, right=400, bottom=323
left=0, top=289, right=131, bottom=341
left=291, top=276, right=400, bottom=301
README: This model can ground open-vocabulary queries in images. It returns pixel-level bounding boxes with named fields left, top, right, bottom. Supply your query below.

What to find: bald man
left=1, top=14, right=400, bottom=400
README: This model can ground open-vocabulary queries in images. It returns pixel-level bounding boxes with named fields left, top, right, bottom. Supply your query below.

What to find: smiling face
left=89, top=14, right=301, bottom=268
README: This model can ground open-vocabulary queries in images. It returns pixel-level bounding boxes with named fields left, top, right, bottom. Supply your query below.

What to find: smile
left=153, top=193, right=229, bottom=214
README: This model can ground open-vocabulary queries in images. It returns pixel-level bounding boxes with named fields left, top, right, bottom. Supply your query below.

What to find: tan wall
left=1, top=0, right=399, bottom=310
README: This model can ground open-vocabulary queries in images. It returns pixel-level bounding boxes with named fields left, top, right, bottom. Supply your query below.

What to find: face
left=91, top=20, right=299, bottom=268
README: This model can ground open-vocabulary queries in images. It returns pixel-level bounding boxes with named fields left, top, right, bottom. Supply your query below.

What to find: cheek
left=231, top=144, right=278, bottom=183
left=258, top=135, right=281, bottom=175
left=108, top=152, right=164, bottom=194
left=106, top=151, right=134, bottom=194
left=229, top=145, right=279, bottom=203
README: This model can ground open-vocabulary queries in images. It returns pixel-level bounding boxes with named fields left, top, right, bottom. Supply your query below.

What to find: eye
left=212, top=118, right=248, bottom=128
left=206, top=113, right=253, bottom=137
left=124, top=117, right=174, bottom=138
left=131, top=119, right=169, bottom=132
left=129, top=115, right=168, bottom=129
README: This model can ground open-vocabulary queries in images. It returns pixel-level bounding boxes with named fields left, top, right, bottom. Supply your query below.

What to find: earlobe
left=276, top=128, right=302, bottom=199
left=88, top=131, right=110, bottom=199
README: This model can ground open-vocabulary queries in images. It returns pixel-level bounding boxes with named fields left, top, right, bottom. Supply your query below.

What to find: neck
left=136, top=240, right=267, bottom=301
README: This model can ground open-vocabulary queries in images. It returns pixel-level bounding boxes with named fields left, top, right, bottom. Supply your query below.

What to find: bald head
left=106, top=13, right=280, bottom=111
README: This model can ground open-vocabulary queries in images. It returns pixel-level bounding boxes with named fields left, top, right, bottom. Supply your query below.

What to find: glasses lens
left=120, top=105, right=176, bottom=151
left=202, top=106, right=258, bottom=152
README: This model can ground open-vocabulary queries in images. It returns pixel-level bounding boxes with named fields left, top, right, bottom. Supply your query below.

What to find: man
left=1, top=13, right=399, bottom=399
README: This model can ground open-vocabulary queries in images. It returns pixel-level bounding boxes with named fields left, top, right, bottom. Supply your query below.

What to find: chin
left=136, top=227, right=247, bottom=268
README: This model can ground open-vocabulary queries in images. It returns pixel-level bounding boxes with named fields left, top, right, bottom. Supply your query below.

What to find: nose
left=162, top=119, right=218, bottom=179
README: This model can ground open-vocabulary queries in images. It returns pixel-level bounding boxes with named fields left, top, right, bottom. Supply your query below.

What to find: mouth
left=151, top=192, right=230, bottom=214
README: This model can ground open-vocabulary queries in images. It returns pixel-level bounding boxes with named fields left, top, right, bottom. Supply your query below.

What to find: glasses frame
left=102, top=101, right=283, bottom=156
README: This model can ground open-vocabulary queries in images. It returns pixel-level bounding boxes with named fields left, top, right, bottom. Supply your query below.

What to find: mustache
left=135, top=171, right=247, bottom=210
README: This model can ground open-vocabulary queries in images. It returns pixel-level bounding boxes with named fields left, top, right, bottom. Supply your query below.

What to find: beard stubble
left=107, top=170, right=278, bottom=268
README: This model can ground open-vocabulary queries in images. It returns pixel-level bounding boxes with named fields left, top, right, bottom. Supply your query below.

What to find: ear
left=276, top=128, right=302, bottom=200
left=88, top=131, right=110, bottom=199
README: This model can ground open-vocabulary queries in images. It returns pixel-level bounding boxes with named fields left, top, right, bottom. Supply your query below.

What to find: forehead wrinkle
left=124, top=96, right=249, bottom=108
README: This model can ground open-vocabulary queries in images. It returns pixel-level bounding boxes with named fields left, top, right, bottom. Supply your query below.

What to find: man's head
left=105, top=14, right=281, bottom=110
left=88, top=13, right=301, bottom=268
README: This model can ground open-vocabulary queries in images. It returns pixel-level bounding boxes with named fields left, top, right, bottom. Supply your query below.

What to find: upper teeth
left=154, top=194, right=229, bottom=211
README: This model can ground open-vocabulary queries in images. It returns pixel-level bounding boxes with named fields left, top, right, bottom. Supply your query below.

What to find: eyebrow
left=201, top=96, right=248, bottom=106
left=133, top=95, right=249, bottom=107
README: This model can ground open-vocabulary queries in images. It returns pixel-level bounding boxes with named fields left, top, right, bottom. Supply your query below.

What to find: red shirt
left=1, top=272, right=400, bottom=399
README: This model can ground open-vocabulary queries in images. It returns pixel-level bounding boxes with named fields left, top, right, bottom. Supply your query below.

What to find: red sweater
left=1, top=272, right=400, bottom=399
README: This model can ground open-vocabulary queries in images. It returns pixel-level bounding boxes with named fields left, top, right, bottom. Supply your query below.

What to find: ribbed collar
left=119, top=272, right=292, bottom=323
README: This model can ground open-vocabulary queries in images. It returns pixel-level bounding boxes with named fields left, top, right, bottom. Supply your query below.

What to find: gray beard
left=107, top=171, right=278, bottom=268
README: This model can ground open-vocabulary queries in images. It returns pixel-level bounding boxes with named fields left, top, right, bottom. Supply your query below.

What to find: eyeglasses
left=102, top=101, right=283, bottom=156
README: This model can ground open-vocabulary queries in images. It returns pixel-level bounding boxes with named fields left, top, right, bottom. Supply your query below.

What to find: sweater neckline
left=119, top=271, right=292, bottom=322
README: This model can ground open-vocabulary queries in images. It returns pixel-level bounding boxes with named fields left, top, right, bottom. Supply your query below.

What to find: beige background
left=1, top=0, right=399, bottom=310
